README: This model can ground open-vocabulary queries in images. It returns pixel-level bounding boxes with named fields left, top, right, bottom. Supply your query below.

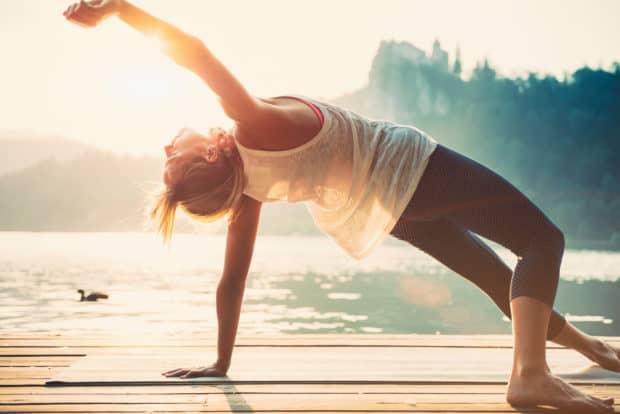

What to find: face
left=163, top=128, right=213, bottom=186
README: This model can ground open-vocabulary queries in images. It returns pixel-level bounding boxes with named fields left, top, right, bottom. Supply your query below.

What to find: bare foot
left=507, top=370, right=615, bottom=413
left=582, top=338, right=620, bottom=372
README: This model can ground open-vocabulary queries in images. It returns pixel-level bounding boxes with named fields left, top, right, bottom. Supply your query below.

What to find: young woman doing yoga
left=63, top=1, right=618, bottom=411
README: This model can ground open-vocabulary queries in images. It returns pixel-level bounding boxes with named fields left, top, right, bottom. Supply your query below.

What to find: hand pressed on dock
left=162, top=362, right=227, bottom=379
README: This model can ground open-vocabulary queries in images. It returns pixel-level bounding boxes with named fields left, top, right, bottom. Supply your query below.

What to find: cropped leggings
left=390, top=144, right=567, bottom=339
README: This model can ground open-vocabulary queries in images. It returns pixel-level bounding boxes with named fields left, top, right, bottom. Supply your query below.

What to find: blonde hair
left=148, top=127, right=244, bottom=242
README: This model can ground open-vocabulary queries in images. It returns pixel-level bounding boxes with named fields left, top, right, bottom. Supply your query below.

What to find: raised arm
left=163, top=195, right=262, bottom=378
left=63, top=0, right=260, bottom=122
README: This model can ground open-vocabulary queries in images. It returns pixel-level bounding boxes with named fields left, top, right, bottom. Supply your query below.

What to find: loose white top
left=232, top=95, right=438, bottom=259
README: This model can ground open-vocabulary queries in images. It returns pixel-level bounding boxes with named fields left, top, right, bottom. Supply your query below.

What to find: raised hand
left=63, top=0, right=121, bottom=28
left=162, top=362, right=228, bottom=379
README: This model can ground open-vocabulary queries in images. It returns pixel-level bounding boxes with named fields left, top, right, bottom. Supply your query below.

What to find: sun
left=118, top=32, right=178, bottom=99
left=122, top=70, right=174, bottom=99
left=60, top=23, right=230, bottom=154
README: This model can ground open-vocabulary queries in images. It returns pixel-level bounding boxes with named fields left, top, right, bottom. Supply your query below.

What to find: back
left=233, top=95, right=438, bottom=259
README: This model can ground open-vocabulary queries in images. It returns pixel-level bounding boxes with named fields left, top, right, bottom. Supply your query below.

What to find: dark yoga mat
left=47, top=346, right=620, bottom=386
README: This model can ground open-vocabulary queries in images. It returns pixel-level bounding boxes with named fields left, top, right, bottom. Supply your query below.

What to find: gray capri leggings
left=391, top=144, right=567, bottom=339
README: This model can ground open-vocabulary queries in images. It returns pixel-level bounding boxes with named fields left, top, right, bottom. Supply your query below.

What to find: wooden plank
left=0, top=384, right=508, bottom=395
left=1, top=383, right=618, bottom=396
left=0, top=368, right=57, bottom=377
left=0, top=384, right=510, bottom=396
left=0, top=379, right=49, bottom=386
left=0, top=396, right=616, bottom=412
left=0, top=406, right=536, bottom=414
left=0, top=392, right=511, bottom=404
left=1, top=400, right=617, bottom=413
left=0, top=366, right=63, bottom=385
left=0, top=384, right=620, bottom=404
left=0, top=360, right=74, bottom=368
left=0, top=357, right=77, bottom=363
left=0, top=349, right=87, bottom=357
left=0, top=398, right=595, bottom=413
left=3, top=334, right=618, bottom=348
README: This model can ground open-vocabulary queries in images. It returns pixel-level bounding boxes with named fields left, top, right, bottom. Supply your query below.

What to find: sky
left=1, top=0, right=619, bottom=155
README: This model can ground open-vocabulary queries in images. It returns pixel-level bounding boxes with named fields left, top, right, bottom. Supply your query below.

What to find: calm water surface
left=1, top=232, right=619, bottom=336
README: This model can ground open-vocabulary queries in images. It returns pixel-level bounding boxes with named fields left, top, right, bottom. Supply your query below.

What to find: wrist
left=116, top=0, right=129, bottom=17
left=215, top=358, right=230, bottom=371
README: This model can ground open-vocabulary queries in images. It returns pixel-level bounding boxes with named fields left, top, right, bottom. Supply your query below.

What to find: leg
left=391, top=217, right=620, bottom=372
left=399, top=144, right=614, bottom=411
left=509, top=297, right=613, bottom=411
left=390, top=217, right=567, bottom=339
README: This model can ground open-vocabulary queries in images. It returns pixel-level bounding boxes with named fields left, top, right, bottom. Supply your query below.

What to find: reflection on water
left=1, top=232, right=619, bottom=336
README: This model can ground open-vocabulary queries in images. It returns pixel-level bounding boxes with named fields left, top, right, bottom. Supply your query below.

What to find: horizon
left=1, top=0, right=619, bottom=155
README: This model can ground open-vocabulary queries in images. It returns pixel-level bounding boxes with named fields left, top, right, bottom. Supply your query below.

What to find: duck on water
left=77, top=289, right=109, bottom=302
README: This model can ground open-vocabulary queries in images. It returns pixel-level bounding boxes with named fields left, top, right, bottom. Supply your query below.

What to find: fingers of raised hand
left=63, top=1, right=102, bottom=27
left=62, top=3, right=76, bottom=17
left=88, top=0, right=106, bottom=8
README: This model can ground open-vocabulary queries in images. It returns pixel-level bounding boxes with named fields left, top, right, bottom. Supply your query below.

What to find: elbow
left=217, top=278, right=246, bottom=295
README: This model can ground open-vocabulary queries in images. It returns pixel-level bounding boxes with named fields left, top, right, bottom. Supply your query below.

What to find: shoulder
left=233, top=97, right=287, bottom=149
left=236, top=96, right=320, bottom=149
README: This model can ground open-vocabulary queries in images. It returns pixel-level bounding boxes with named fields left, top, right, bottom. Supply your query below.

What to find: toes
left=601, top=396, right=614, bottom=405
left=554, top=393, right=614, bottom=413
left=610, top=345, right=620, bottom=371
left=580, top=402, right=611, bottom=413
left=585, top=395, right=615, bottom=413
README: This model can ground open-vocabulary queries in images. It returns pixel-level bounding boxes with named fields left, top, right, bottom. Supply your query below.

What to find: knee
left=517, top=221, right=565, bottom=259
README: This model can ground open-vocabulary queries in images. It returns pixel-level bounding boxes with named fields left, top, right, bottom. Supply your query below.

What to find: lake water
left=1, top=232, right=619, bottom=336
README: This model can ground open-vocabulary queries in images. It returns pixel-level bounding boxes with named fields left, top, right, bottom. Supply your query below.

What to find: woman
left=63, top=1, right=618, bottom=411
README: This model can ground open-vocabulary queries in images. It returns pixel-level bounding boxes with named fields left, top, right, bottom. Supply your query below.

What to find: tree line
left=337, top=41, right=620, bottom=249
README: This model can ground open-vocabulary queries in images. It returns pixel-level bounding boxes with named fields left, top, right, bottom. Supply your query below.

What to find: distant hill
left=0, top=150, right=161, bottom=231
left=0, top=131, right=94, bottom=176
left=0, top=148, right=318, bottom=235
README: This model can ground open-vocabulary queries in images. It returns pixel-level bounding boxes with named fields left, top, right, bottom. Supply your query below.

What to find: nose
left=164, top=144, right=174, bottom=157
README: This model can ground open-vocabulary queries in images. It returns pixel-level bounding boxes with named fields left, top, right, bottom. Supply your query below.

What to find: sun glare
left=145, top=30, right=168, bottom=54
left=122, top=72, right=174, bottom=99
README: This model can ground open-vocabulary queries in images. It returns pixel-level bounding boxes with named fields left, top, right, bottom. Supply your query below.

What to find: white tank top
left=232, top=95, right=438, bottom=259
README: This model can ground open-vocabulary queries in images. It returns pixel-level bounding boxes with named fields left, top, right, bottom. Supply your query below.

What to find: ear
left=205, top=145, right=219, bottom=163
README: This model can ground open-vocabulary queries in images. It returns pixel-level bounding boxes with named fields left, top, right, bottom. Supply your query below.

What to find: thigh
left=402, top=144, right=556, bottom=256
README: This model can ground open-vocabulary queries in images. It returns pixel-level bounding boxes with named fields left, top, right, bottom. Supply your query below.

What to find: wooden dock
left=1, top=334, right=619, bottom=413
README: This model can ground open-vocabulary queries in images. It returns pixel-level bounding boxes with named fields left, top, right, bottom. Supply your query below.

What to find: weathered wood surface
left=1, top=335, right=618, bottom=413
left=3, top=335, right=618, bottom=348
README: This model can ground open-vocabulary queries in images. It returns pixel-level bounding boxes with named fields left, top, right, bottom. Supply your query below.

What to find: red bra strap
left=274, top=95, right=325, bottom=126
